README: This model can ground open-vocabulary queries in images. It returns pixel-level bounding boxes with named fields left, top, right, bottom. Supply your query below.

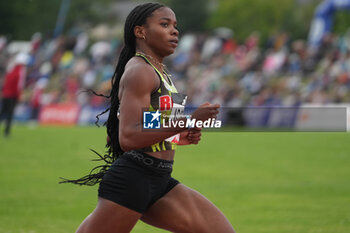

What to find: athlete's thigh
left=141, top=184, right=235, bottom=233
left=76, top=197, right=142, bottom=233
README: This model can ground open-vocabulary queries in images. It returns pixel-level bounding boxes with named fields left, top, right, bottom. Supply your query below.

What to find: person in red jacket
left=0, top=52, right=29, bottom=137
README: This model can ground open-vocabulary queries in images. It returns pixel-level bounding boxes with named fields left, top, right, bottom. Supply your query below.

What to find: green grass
left=1, top=125, right=350, bottom=233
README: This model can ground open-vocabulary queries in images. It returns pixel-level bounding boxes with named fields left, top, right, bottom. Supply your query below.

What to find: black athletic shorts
left=98, top=150, right=180, bottom=213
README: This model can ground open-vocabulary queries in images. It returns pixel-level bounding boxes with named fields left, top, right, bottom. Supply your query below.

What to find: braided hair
left=60, top=3, right=165, bottom=186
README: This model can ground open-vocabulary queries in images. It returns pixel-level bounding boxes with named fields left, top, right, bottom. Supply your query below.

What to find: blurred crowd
left=1, top=29, right=350, bottom=122
left=171, top=30, right=350, bottom=108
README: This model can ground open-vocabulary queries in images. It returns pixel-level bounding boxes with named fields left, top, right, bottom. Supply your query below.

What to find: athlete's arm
left=118, top=59, right=187, bottom=151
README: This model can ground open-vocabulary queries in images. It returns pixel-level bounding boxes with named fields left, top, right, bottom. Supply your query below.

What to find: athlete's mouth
left=169, top=39, right=178, bottom=46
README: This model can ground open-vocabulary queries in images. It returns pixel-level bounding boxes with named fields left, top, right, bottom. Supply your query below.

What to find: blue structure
left=53, top=0, right=71, bottom=38
left=308, top=0, right=350, bottom=47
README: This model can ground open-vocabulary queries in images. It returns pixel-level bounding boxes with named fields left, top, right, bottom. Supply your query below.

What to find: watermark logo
left=143, top=110, right=161, bottom=129
left=162, top=116, right=222, bottom=129
left=143, top=108, right=222, bottom=130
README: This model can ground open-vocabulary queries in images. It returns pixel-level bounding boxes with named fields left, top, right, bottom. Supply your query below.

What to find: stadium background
left=1, top=0, right=350, bottom=232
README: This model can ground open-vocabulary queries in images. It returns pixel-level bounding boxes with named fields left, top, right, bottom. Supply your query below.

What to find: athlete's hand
left=191, top=102, right=220, bottom=122
left=187, top=127, right=202, bottom=144
left=178, top=127, right=202, bottom=145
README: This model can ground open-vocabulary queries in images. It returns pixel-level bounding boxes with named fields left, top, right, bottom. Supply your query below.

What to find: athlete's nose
left=172, top=26, right=179, bottom=37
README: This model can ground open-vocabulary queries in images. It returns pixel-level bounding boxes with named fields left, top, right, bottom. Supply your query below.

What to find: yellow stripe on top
left=135, top=53, right=178, bottom=93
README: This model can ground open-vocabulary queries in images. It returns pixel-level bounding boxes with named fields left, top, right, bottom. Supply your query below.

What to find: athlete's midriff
left=145, top=150, right=175, bottom=161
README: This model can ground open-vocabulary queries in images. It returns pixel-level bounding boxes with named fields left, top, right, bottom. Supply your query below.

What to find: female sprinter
left=63, top=3, right=235, bottom=233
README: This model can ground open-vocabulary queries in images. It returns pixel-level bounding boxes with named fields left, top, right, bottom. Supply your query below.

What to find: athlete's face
left=143, top=7, right=179, bottom=57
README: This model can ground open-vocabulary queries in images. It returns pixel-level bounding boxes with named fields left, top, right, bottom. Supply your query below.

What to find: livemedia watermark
left=141, top=106, right=350, bottom=132
left=142, top=110, right=222, bottom=130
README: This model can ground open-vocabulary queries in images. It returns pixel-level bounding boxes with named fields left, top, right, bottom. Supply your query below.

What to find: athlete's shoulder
left=124, top=56, right=157, bottom=81
left=121, top=57, right=158, bottom=93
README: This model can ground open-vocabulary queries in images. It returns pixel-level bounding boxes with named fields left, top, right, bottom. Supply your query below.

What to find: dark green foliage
left=208, top=0, right=320, bottom=43
left=0, top=0, right=61, bottom=39
left=167, top=0, right=210, bottom=33
left=0, top=0, right=113, bottom=40
left=2, top=0, right=350, bottom=42
left=333, top=11, right=350, bottom=35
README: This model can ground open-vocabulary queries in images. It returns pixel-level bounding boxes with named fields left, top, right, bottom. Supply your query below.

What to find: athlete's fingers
left=212, top=103, right=221, bottom=109
left=189, top=127, right=201, bottom=134
left=200, top=102, right=210, bottom=107
left=189, top=134, right=201, bottom=140
left=192, top=104, right=219, bottom=122
left=189, top=136, right=201, bottom=143
left=190, top=136, right=201, bottom=144
left=210, top=109, right=219, bottom=118
left=188, top=132, right=201, bottom=140
left=190, top=138, right=201, bottom=144
left=205, top=103, right=220, bottom=109
left=188, top=131, right=201, bottom=141
left=201, top=104, right=219, bottom=110
left=189, top=131, right=201, bottom=137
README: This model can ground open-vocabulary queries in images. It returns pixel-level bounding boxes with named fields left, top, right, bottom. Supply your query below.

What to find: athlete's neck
left=136, top=50, right=165, bottom=73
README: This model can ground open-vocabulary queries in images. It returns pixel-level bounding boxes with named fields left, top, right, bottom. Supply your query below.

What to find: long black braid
left=60, top=3, right=165, bottom=186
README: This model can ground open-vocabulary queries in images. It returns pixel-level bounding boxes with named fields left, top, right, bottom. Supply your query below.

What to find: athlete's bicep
left=118, top=64, right=158, bottom=148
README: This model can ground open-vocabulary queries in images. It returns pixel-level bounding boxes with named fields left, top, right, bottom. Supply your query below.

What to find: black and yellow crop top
left=135, top=52, right=187, bottom=152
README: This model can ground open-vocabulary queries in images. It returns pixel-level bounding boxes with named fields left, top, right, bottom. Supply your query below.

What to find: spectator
left=0, top=52, right=29, bottom=137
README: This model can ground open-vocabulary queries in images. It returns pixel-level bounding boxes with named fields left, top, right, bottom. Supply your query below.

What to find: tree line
left=1, top=0, right=349, bottom=43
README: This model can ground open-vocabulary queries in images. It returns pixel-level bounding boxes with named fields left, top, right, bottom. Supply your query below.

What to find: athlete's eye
left=161, top=23, right=168, bottom=27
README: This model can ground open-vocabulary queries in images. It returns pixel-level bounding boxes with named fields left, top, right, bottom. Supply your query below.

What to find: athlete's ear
left=134, top=26, right=146, bottom=40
